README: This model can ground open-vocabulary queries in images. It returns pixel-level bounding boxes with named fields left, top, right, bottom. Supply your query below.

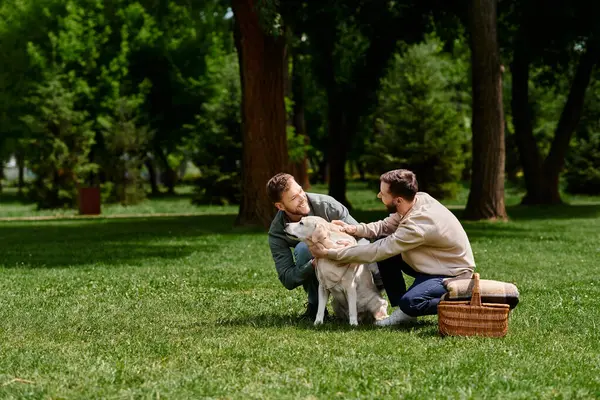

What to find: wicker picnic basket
left=438, top=273, right=511, bottom=337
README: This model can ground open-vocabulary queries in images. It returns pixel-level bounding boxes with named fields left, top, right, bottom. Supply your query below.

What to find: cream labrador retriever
left=284, top=216, right=388, bottom=326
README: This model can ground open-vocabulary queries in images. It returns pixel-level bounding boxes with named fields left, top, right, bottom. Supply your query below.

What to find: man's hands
left=306, top=220, right=357, bottom=262
left=307, top=237, right=354, bottom=259
left=307, top=240, right=329, bottom=258
left=332, top=220, right=358, bottom=235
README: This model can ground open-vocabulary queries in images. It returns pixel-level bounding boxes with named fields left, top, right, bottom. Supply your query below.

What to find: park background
left=1, top=0, right=599, bottom=398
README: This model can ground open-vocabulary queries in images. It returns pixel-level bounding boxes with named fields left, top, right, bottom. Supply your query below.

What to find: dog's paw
left=374, top=310, right=389, bottom=321
left=314, top=318, right=324, bottom=326
left=349, top=318, right=359, bottom=326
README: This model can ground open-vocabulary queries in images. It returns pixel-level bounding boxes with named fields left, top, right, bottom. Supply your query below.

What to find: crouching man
left=267, top=173, right=382, bottom=320
left=308, top=169, right=475, bottom=326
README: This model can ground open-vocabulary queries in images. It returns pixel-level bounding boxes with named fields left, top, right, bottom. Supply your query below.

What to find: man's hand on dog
left=307, top=238, right=353, bottom=259
left=332, top=220, right=357, bottom=235
left=307, top=240, right=328, bottom=258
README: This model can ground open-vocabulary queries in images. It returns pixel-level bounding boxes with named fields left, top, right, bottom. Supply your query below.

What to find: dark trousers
left=377, top=254, right=448, bottom=317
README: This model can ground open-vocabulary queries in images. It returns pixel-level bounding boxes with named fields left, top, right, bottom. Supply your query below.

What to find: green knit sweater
left=267, top=193, right=358, bottom=290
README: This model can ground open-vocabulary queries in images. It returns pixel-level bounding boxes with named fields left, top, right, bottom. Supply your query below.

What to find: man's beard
left=286, top=201, right=310, bottom=217
left=385, top=203, right=397, bottom=214
left=289, top=207, right=310, bottom=217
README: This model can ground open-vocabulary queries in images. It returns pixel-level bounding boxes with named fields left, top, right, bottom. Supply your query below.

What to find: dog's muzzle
left=283, top=224, right=300, bottom=241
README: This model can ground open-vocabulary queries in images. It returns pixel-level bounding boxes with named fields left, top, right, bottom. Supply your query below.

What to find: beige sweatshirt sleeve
left=328, top=221, right=425, bottom=263
left=354, top=213, right=402, bottom=238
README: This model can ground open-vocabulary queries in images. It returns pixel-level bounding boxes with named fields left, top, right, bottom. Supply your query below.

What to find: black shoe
left=299, top=303, right=329, bottom=321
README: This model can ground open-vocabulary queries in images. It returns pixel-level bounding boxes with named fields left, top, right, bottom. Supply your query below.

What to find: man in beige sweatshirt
left=309, top=169, right=475, bottom=326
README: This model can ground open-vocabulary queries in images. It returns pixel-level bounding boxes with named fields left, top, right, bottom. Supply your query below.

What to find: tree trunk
left=317, top=158, right=327, bottom=184
left=357, top=161, right=366, bottom=182
left=166, top=169, right=177, bottom=194
left=540, top=39, right=600, bottom=203
left=515, top=38, right=600, bottom=204
left=17, top=151, right=25, bottom=196
left=313, top=24, right=351, bottom=206
left=322, top=39, right=351, bottom=207
left=156, top=148, right=176, bottom=194
left=511, top=26, right=545, bottom=202
left=464, top=0, right=507, bottom=220
left=291, top=51, right=310, bottom=190
left=327, top=98, right=352, bottom=208
left=232, top=0, right=288, bottom=229
left=145, top=157, right=160, bottom=196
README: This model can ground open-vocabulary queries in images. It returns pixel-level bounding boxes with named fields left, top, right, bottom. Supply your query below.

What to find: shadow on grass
left=355, top=204, right=600, bottom=242
left=0, top=184, right=197, bottom=211
left=212, top=312, right=439, bottom=334
left=2, top=200, right=597, bottom=269
left=353, top=203, right=600, bottom=225
left=505, top=203, right=600, bottom=220
left=462, top=222, right=537, bottom=243
left=448, top=203, right=600, bottom=222
left=0, top=214, right=263, bottom=268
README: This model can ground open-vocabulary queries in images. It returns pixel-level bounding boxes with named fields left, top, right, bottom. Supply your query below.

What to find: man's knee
left=398, top=293, right=440, bottom=317
left=294, top=242, right=312, bottom=266
left=398, top=295, right=419, bottom=317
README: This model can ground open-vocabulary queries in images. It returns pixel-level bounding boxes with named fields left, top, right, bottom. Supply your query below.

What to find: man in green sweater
left=267, top=173, right=381, bottom=319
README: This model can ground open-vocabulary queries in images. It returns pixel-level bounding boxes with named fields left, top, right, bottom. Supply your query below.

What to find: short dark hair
left=266, top=173, right=295, bottom=203
left=380, top=169, right=418, bottom=201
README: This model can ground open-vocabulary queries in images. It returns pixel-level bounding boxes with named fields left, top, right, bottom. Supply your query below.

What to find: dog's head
left=284, top=216, right=332, bottom=244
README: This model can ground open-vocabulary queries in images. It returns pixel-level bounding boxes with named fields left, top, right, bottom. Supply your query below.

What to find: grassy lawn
left=0, top=186, right=237, bottom=219
left=1, top=183, right=600, bottom=398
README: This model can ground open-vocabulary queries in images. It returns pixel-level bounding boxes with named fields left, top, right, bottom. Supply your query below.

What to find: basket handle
left=469, top=273, right=482, bottom=306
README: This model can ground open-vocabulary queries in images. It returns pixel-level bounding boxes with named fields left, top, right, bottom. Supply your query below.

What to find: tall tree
left=508, top=2, right=600, bottom=204
left=287, top=0, right=426, bottom=207
left=290, top=49, right=311, bottom=190
left=0, top=0, right=62, bottom=177
left=130, top=0, right=232, bottom=195
left=464, top=0, right=507, bottom=220
left=232, top=0, right=288, bottom=228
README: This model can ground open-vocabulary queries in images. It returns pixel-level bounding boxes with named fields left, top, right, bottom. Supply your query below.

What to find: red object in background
left=78, top=187, right=101, bottom=215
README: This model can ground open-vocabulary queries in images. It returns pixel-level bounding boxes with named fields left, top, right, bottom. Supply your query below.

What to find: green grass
left=1, top=185, right=600, bottom=398
left=0, top=186, right=237, bottom=219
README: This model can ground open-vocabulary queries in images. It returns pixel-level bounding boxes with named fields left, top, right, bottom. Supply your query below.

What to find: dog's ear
left=311, top=224, right=328, bottom=244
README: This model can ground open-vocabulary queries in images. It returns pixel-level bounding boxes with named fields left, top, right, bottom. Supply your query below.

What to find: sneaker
left=374, top=308, right=417, bottom=327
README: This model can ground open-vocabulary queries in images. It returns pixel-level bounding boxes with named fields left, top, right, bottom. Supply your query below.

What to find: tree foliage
left=21, top=72, right=96, bottom=208
left=363, top=38, right=470, bottom=198
left=187, top=51, right=242, bottom=205
left=2, top=0, right=600, bottom=217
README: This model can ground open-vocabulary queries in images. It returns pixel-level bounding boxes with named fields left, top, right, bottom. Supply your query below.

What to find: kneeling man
left=267, top=173, right=381, bottom=320
left=309, top=169, right=475, bottom=326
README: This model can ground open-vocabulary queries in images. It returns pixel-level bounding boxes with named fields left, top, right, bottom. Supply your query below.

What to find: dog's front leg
left=347, top=282, right=358, bottom=326
left=314, top=283, right=329, bottom=325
